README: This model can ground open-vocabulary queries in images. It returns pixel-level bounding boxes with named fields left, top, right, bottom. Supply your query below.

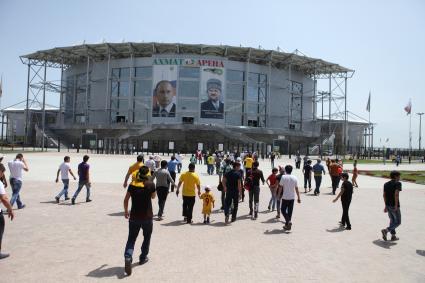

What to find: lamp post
left=417, top=112, right=424, bottom=150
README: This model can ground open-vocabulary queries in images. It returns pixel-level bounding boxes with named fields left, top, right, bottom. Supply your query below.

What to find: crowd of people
left=0, top=151, right=405, bottom=278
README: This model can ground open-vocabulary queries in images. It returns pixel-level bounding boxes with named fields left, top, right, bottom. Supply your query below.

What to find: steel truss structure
left=20, top=42, right=355, bottom=152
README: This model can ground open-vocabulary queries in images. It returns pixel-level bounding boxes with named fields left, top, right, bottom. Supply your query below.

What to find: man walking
left=249, top=161, right=265, bottom=220
left=329, top=159, right=341, bottom=195
left=278, top=165, right=301, bottom=231
left=332, top=172, right=353, bottom=230
left=123, top=155, right=144, bottom=188
left=222, top=162, right=242, bottom=224
left=153, top=160, right=175, bottom=220
left=302, top=160, right=313, bottom=193
left=312, top=159, right=326, bottom=195
left=8, top=153, right=29, bottom=209
left=0, top=163, right=14, bottom=260
left=176, top=163, right=201, bottom=224
left=167, top=156, right=179, bottom=192
left=176, top=153, right=183, bottom=173
left=123, top=166, right=156, bottom=275
left=72, top=155, right=91, bottom=205
left=55, top=156, right=77, bottom=203
left=381, top=171, right=402, bottom=241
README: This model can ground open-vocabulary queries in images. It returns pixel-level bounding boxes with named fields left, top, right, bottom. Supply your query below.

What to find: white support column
left=41, top=61, right=47, bottom=151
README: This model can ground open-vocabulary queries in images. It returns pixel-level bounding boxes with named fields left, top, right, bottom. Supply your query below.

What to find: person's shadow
left=416, top=250, right=425, bottom=257
left=372, top=239, right=397, bottom=249
left=326, top=226, right=345, bottom=233
left=108, top=212, right=125, bottom=217
left=264, top=229, right=289, bottom=235
left=161, top=220, right=187, bottom=227
left=86, top=263, right=135, bottom=279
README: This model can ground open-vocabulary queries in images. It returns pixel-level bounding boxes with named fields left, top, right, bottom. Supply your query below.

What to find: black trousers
left=169, top=171, right=176, bottom=192
left=248, top=186, right=260, bottom=213
left=331, top=175, right=340, bottom=194
left=0, top=213, right=4, bottom=251
left=314, top=176, right=322, bottom=194
left=177, top=163, right=182, bottom=173
left=124, top=219, right=153, bottom=260
left=304, top=175, right=311, bottom=189
left=224, top=192, right=239, bottom=220
left=341, top=198, right=351, bottom=228
left=281, top=199, right=295, bottom=224
left=221, top=190, right=226, bottom=209
left=156, top=186, right=168, bottom=217
left=182, top=196, right=196, bottom=223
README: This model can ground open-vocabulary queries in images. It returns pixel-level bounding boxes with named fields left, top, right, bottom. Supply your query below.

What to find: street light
left=417, top=112, right=424, bottom=150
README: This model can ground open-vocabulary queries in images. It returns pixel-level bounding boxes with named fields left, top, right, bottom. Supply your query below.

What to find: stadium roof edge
left=20, top=42, right=354, bottom=77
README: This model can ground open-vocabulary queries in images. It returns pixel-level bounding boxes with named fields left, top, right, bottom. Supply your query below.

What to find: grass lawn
left=342, top=159, right=389, bottom=164
left=354, top=170, right=425, bottom=185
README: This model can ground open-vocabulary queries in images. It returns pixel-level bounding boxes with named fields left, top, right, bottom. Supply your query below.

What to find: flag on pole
left=404, top=100, right=412, bottom=115
left=366, top=91, right=371, bottom=112
left=0, top=76, right=2, bottom=98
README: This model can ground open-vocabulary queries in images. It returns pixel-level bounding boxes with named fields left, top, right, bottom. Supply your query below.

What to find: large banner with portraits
left=200, top=66, right=225, bottom=119
left=152, top=65, right=177, bottom=118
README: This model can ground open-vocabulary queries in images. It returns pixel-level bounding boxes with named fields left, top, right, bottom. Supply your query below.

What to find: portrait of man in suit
left=200, top=78, right=224, bottom=119
left=152, top=80, right=176, bottom=117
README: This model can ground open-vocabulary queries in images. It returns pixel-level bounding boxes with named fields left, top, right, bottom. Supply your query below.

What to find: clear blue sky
left=0, top=0, right=424, bottom=148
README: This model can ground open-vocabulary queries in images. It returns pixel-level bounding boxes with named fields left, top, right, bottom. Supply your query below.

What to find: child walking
left=266, top=168, right=278, bottom=211
left=200, top=185, right=215, bottom=224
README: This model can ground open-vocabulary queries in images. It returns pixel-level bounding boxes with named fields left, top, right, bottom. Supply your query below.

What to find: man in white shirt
left=7, top=153, right=29, bottom=209
left=55, top=156, right=77, bottom=203
left=176, top=153, right=183, bottom=173
left=0, top=163, right=14, bottom=260
left=145, top=156, right=156, bottom=173
left=278, top=165, right=301, bottom=231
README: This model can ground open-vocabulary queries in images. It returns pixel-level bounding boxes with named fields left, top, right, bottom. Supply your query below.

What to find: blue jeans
left=224, top=191, right=239, bottom=219
left=314, top=176, right=322, bottom=194
left=10, top=178, right=24, bottom=208
left=281, top=199, right=295, bottom=224
left=72, top=181, right=91, bottom=200
left=207, top=164, right=214, bottom=175
left=386, top=206, right=401, bottom=235
left=124, top=219, right=153, bottom=260
left=56, top=179, right=69, bottom=199
left=268, top=189, right=276, bottom=210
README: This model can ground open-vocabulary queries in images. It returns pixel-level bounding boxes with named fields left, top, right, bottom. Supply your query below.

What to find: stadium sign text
left=153, top=58, right=224, bottom=68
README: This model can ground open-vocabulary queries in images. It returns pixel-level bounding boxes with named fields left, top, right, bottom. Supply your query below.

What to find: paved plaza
left=0, top=152, right=424, bottom=282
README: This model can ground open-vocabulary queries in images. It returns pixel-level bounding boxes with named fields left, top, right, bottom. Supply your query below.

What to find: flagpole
left=409, top=108, right=412, bottom=161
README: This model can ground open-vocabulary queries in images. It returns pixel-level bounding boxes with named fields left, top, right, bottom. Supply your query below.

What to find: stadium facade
left=16, top=42, right=366, bottom=154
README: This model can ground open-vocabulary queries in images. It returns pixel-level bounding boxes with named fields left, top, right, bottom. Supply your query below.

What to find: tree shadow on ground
left=108, top=212, right=125, bottom=217
left=86, top=263, right=136, bottom=279
left=264, top=229, right=290, bottom=235
left=416, top=250, right=425, bottom=257
left=326, top=226, right=345, bottom=233
left=372, top=239, right=397, bottom=249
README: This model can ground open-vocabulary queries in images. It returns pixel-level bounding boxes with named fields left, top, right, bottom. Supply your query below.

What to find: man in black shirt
left=381, top=171, right=402, bottom=241
left=222, top=162, right=242, bottom=224
left=333, top=173, right=353, bottom=230
left=123, top=166, right=156, bottom=276
left=302, top=160, right=313, bottom=193
left=249, top=161, right=265, bottom=220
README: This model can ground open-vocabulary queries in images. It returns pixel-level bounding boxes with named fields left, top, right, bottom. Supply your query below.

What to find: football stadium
left=11, top=42, right=367, bottom=154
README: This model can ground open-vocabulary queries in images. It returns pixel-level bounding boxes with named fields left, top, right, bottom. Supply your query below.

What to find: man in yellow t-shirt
left=244, top=154, right=254, bottom=175
left=207, top=154, right=215, bottom=175
left=123, top=155, right=144, bottom=188
left=176, top=163, right=201, bottom=224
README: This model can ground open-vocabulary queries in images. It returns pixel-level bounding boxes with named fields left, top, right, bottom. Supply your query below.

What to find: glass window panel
left=225, top=113, right=243, bottom=126
left=247, top=103, right=258, bottom=114
left=119, top=81, right=129, bottom=97
left=120, top=68, right=130, bottom=80
left=179, top=67, right=200, bottom=79
left=227, top=70, right=244, bottom=82
left=134, top=80, right=152, bottom=97
left=259, top=74, right=267, bottom=85
left=111, top=81, right=119, bottom=97
left=225, top=102, right=243, bottom=113
left=226, top=84, right=244, bottom=101
left=179, top=80, right=199, bottom=97
left=112, top=68, right=120, bottom=80
left=247, top=86, right=259, bottom=102
left=248, top=72, right=259, bottom=84
left=135, top=67, right=152, bottom=78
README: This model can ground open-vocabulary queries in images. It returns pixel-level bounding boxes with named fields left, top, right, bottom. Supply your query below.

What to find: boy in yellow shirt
left=200, top=185, right=215, bottom=224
